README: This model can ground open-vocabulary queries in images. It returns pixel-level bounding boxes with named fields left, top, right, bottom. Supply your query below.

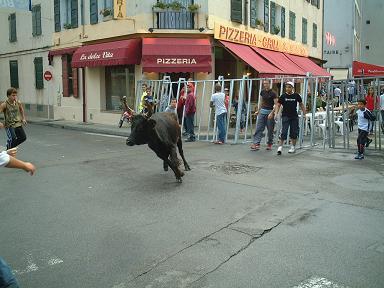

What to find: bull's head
left=126, top=114, right=156, bottom=146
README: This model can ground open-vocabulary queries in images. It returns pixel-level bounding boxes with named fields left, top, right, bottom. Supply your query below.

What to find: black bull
left=126, top=113, right=191, bottom=182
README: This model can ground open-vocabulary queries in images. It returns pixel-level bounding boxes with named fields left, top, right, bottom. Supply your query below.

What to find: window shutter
left=289, top=11, right=295, bottom=40
left=313, top=23, right=317, bottom=47
left=90, top=0, right=98, bottom=24
left=250, top=0, right=257, bottom=28
left=36, top=5, right=42, bottom=36
left=270, top=2, right=275, bottom=32
left=32, top=5, right=42, bottom=36
left=54, top=0, right=61, bottom=32
left=231, top=0, right=242, bottom=23
left=34, top=57, right=44, bottom=89
left=281, top=7, right=285, bottom=37
left=9, top=13, right=17, bottom=42
left=62, top=55, right=69, bottom=97
left=302, top=18, right=307, bottom=44
left=32, top=6, right=37, bottom=36
left=71, top=0, right=78, bottom=28
left=9, top=60, right=19, bottom=89
left=264, top=0, right=269, bottom=32
left=72, top=68, right=79, bottom=98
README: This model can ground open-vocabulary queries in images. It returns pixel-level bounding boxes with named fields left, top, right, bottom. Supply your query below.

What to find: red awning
left=71, top=39, right=141, bottom=68
left=252, top=47, right=306, bottom=76
left=284, top=53, right=331, bottom=77
left=353, top=61, right=384, bottom=77
left=141, top=38, right=212, bottom=73
left=49, top=47, right=79, bottom=57
left=219, top=41, right=283, bottom=77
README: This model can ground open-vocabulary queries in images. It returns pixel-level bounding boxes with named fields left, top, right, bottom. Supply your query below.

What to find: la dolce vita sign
left=80, top=51, right=114, bottom=60
left=214, top=23, right=309, bottom=57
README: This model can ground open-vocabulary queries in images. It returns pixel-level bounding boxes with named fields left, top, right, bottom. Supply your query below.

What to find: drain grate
left=209, top=162, right=262, bottom=175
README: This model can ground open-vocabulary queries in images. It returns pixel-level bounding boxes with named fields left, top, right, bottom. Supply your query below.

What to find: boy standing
left=355, top=99, right=376, bottom=160
left=165, top=98, right=177, bottom=114
left=272, top=82, right=306, bottom=155
left=184, top=85, right=196, bottom=142
left=210, top=83, right=227, bottom=144
left=0, top=88, right=27, bottom=149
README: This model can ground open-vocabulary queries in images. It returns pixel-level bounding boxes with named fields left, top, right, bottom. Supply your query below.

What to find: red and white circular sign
left=44, top=71, right=53, bottom=81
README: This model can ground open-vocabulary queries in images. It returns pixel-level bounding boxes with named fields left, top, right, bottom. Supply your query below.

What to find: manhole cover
left=209, top=162, right=261, bottom=175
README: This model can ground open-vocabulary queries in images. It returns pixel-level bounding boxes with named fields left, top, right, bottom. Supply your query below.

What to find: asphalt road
left=1, top=124, right=383, bottom=288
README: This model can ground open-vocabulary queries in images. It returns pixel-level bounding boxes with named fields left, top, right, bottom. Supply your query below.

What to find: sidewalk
left=25, top=117, right=131, bottom=137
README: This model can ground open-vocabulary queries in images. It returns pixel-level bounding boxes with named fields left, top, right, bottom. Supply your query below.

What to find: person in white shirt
left=355, top=99, right=376, bottom=160
left=334, top=86, right=341, bottom=106
left=210, top=83, right=227, bottom=144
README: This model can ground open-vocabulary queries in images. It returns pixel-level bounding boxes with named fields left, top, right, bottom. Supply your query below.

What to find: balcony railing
left=153, top=8, right=197, bottom=29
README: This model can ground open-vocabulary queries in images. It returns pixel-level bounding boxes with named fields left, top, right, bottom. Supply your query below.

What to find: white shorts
left=0, top=151, right=10, bottom=167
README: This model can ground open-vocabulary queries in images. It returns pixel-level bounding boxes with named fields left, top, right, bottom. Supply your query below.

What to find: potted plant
left=256, top=19, right=264, bottom=30
left=187, top=3, right=200, bottom=13
left=152, top=1, right=168, bottom=11
left=168, top=1, right=184, bottom=11
left=273, top=25, right=280, bottom=35
left=63, top=23, right=72, bottom=29
left=100, top=8, right=112, bottom=17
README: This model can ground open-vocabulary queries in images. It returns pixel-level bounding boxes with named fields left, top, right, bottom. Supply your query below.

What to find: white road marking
left=13, top=253, right=63, bottom=275
left=84, top=132, right=126, bottom=139
left=293, top=277, right=348, bottom=288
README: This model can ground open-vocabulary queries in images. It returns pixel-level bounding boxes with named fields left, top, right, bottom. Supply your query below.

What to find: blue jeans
left=253, top=112, right=274, bottom=145
left=216, top=112, right=227, bottom=142
left=0, top=257, right=19, bottom=288
left=184, top=113, right=195, bottom=140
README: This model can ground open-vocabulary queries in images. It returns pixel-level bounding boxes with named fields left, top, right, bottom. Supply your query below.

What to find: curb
left=28, top=119, right=131, bottom=137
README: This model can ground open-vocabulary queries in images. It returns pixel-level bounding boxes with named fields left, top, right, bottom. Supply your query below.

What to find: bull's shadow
left=126, top=113, right=191, bottom=183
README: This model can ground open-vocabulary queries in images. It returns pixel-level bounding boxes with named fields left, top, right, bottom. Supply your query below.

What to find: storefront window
left=105, top=66, right=135, bottom=111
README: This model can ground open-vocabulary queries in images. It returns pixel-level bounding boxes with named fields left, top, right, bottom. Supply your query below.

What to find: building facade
left=323, top=0, right=363, bottom=79
left=361, top=0, right=384, bottom=66
left=0, top=1, right=54, bottom=118
left=1, top=0, right=326, bottom=124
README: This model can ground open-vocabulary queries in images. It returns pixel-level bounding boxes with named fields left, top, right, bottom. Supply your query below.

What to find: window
left=104, top=0, right=113, bottom=9
left=90, top=0, right=98, bottom=24
left=71, top=0, right=78, bottom=28
left=62, top=54, right=78, bottom=97
left=289, top=11, right=295, bottom=40
left=264, top=0, right=269, bottom=32
left=32, top=5, right=42, bottom=36
left=302, top=18, right=307, bottom=44
left=34, top=57, right=44, bottom=89
left=105, top=66, right=135, bottom=111
left=281, top=7, right=285, bottom=37
left=9, top=13, right=16, bottom=42
left=250, top=0, right=257, bottom=28
left=54, top=0, right=61, bottom=32
left=270, top=2, right=276, bottom=33
left=311, top=0, right=320, bottom=8
left=9, top=60, right=19, bottom=88
left=366, top=20, right=370, bottom=24
left=365, top=45, right=370, bottom=50
left=312, top=23, right=317, bottom=47
left=231, top=0, right=242, bottom=23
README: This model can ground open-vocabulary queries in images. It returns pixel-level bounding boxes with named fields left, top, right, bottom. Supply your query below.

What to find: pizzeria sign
left=214, top=23, right=308, bottom=57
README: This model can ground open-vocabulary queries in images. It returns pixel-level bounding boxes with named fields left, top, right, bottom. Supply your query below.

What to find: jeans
left=216, top=112, right=227, bottom=142
left=253, top=113, right=274, bottom=145
left=0, top=257, right=19, bottom=288
left=184, top=113, right=195, bottom=140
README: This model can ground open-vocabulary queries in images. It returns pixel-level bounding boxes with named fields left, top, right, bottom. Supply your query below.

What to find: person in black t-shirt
left=272, top=81, right=306, bottom=155
left=250, top=80, right=277, bottom=150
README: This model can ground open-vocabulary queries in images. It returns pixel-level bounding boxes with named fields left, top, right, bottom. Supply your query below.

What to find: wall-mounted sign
left=114, top=0, right=126, bottom=19
left=325, top=32, right=336, bottom=46
left=214, top=23, right=308, bottom=57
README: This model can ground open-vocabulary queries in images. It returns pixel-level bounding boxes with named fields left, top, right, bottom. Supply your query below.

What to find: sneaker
left=266, top=144, right=273, bottom=150
left=354, top=153, right=364, bottom=160
left=366, top=138, right=373, bottom=147
left=277, top=146, right=282, bottom=155
left=250, top=143, right=260, bottom=151
left=288, top=146, right=296, bottom=153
